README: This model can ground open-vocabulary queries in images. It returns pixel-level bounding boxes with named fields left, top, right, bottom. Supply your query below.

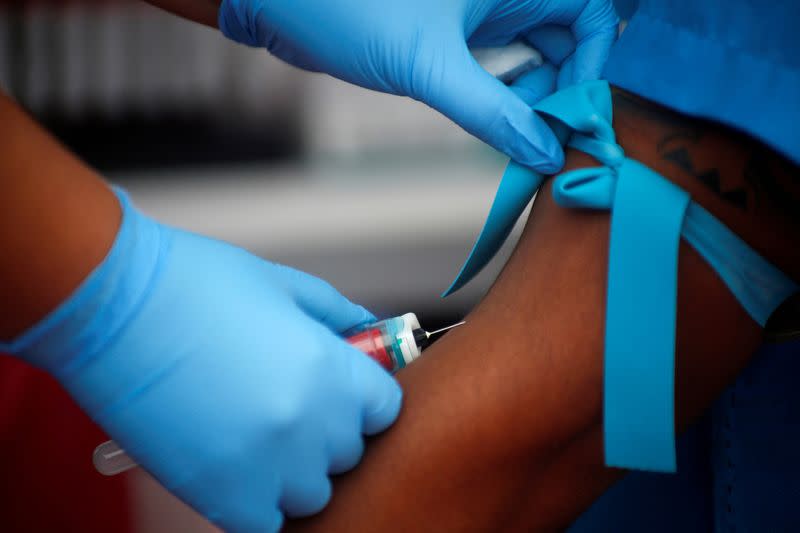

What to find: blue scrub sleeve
left=605, top=0, right=800, bottom=165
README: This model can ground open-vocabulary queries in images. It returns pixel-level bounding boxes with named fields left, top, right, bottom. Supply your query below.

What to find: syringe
left=93, top=312, right=464, bottom=476
left=345, top=312, right=465, bottom=373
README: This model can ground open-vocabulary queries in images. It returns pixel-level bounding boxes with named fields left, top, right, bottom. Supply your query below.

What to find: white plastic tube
left=472, top=42, right=543, bottom=82
left=93, top=440, right=137, bottom=476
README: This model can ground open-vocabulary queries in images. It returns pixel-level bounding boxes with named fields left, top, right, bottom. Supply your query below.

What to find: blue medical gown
left=570, top=340, right=800, bottom=532
left=570, top=1, right=800, bottom=529
left=604, top=0, right=800, bottom=165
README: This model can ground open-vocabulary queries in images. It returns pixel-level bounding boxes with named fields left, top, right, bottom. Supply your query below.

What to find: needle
left=424, top=320, right=466, bottom=339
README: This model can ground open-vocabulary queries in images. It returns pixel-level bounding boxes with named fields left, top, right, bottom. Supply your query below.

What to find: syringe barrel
left=346, top=312, right=422, bottom=374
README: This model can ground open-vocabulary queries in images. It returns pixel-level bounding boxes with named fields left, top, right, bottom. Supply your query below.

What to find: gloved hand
left=218, top=0, right=618, bottom=174
left=2, top=190, right=401, bottom=532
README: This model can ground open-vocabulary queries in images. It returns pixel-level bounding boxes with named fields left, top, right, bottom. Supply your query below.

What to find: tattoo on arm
left=612, top=87, right=800, bottom=220
left=660, top=144, right=748, bottom=210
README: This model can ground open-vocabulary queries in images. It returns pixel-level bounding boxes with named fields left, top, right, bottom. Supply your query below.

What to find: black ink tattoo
left=613, top=88, right=749, bottom=210
left=612, top=86, right=800, bottom=218
left=667, top=147, right=747, bottom=208
left=660, top=145, right=748, bottom=210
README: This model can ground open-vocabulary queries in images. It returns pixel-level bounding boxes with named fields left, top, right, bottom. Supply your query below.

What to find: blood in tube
left=347, top=328, right=393, bottom=371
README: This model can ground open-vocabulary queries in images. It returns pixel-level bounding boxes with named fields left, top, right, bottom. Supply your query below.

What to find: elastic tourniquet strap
left=443, top=80, right=799, bottom=472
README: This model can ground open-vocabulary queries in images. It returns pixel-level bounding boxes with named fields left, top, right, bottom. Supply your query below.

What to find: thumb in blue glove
left=218, top=0, right=618, bottom=173
left=1, top=189, right=402, bottom=532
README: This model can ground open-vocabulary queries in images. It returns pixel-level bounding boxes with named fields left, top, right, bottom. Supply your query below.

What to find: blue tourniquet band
left=604, top=158, right=688, bottom=471
left=444, top=80, right=799, bottom=472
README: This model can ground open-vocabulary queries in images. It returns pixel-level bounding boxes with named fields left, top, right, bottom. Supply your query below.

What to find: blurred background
left=0, top=0, right=526, bottom=320
left=0, top=1, right=529, bottom=531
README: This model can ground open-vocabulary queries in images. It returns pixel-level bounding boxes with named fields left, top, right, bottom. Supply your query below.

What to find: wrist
left=1, top=190, right=164, bottom=382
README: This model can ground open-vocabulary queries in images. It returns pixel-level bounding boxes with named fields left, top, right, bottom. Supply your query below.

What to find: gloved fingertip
left=296, top=479, right=332, bottom=517
left=239, top=508, right=284, bottom=533
left=353, top=356, right=403, bottom=435
left=354, top=304, right=377, bottom=327
left=427, top=47, right=564, bottom=174
left=537, top=145, right=565, bottom=174
left=363, top=380, right=403, bottom=435
left=271, top=263, right=376, bottom=333
left=329, top=301, right=376, bottom=334
left=570, top=23, right=619, bottom=85
left=506, top=113, right=565, bottom=174
left=509, top=62, right=558, bottom=106
left=281, top=471, right=332, bottom=518
left=328, top=436, right=365, bottom=475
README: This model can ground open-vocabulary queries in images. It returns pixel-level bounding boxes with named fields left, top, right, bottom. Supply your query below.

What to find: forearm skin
left=0, top=93, right=120, bottom=341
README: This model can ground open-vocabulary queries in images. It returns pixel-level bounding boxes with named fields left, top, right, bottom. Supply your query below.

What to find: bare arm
left=0, top=93, right=120, bottom=341
left=286, top=89, right=800, bottom=531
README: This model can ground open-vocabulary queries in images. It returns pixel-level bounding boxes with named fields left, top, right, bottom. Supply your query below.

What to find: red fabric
left=0, top=355, right=131, bottom=533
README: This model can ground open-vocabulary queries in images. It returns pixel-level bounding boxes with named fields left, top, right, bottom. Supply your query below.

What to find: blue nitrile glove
left=218, top=0, right=618, bottom=174
left=0, top=190, right=402, bottom=532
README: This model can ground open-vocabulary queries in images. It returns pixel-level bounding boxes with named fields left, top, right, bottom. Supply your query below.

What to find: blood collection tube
left=93, top=312, right=463, bottom=476
left=346, top=312, right=427, bottom=373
